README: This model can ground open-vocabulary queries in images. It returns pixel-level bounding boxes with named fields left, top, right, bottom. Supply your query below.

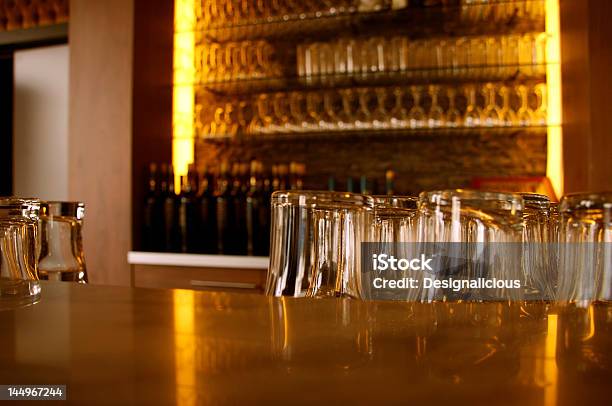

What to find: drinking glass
left=266, top=191, right=374, bottom=298
left=499, top=85, right=518, bottom=126
left=481, top=83, right=501, bottom=127
left=463, top=85, right=482, bottom=127
left=516, top=84, right=533, bottom=126
left=418, top=190, right=525, bottom=302
left=445, top=87, right=463, bottom=128
left=408, top=86, right=426, bottom=129
left=557, top=192, right=612, bottom=304
left=520, top=193, right=554, bottom=300
left=337, top=89, right=356, bottom=131
left=355, top=88, right=373, bottom=129
left=389, top=87, right=408, bottom=128
left=0, top=198, right=41, bottom=309
left=38, top=202, right=88, bottom=283
left=371, top=88, right=390, bottom=129
left=427, top=85, right=445, bottom=128
left=532, top=83, right=548, bottom=126
left=361, top=196, right=421, bottom=301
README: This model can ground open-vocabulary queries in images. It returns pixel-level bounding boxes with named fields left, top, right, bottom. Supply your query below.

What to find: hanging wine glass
left=427, top=85, right=445, bottom=128
left=463, top=84, right=482, bottom=127
left=408, top=85, right=426, bottom=129
left=499, top=86, right=518, bottom=127
left=532, top=83, right=548, bottom=126
left=445, top=87, right=463, bottom=128
left=481, top=83, right=502, bottom=127
left=516, top=84, right=533, bottom=126
left=372, top=88, right=390, bottom=129
left=355, top=88, right=373, bottom=129
left=390, top=87, right=408, bottom=128
left=337, top=89, right=356, bottom=131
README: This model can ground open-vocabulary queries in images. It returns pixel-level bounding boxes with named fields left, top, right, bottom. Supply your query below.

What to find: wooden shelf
left=0, top=23, right=68, bottom=49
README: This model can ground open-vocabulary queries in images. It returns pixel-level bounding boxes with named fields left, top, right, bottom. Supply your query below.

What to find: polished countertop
left=0, top=282, right=610, bottom=405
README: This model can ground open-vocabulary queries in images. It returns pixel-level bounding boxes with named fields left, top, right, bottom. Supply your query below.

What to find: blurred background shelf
left=196, top=0, right=545, bottom=43
left=196, top=64, right=548, bottom=96
left=0, top=23, right=68, bottom=50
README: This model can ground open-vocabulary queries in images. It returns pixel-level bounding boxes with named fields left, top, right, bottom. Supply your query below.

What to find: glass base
left=0, top=279, right=41, bottom=310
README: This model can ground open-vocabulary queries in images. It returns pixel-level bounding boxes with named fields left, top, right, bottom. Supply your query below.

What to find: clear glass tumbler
left=520, top=193, right=554, bottom=300
left=38, top=201, right=88, bottom=283
left=557, top=192, right=612, bottom=304
left=266, top=191, right=374, bottom=298
left=0, top=197, right=41, bottom=309
left=418, top=190, right=524, bottom=302
left=361, top=196, right=420, bottom=301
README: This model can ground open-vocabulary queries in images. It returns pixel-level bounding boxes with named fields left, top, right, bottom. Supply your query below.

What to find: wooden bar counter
left=0, top=282, right=610, bottom=405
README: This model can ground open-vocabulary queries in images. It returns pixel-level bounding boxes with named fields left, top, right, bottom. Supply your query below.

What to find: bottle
left=346, top=176, right=354, bottom=193
left=385, top=169, right=395, bottom=195
left=160, top=164, right=179, bottom=252
left=197, top=164, right=217, bottom=254
left=230, top=162, right=248, bottom=255
left=142, top=163, right=162, bottom=251
left=215, top=161, right=231, bottom=255
left=246, top=161, right=265, bottom=256
left=177, top=165, right=198, bottom=253
left=360, top=175, right=370, bottom=195
left=328, top=176, right=336, bottom=191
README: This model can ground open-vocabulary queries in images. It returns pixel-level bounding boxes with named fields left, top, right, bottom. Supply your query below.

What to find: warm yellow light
left=173, top=0, right=196, bottom=191
left=544, top=314, right=558, bottom=406
left=546, top=0, right=564, bottom=198
left=173, top=289, right=196, bottom=406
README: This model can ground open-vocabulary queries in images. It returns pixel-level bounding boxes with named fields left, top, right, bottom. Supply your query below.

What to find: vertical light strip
left=173, top=0, right=196, bottom=190
left=544, top=314, right=559, bottom=406
left=546, top=0, right=564, bottom=198
left=173, top=289, right=196, bottom=406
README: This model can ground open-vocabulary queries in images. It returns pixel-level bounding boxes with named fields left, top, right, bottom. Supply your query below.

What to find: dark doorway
left=0, top=53, right=13, bottom=195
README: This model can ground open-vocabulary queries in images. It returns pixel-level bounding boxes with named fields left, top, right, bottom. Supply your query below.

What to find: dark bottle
left=346, top=176, right=354, bottom=193
left=385, top=169, right=395, bottom=195
left=229, top=162, right=247, bottom=255
left=142, top=163, right=163, bottom=251
left=328, top=176, right=336, bottom=191
left=360, top=175, right=371, bottom=195
left=177, top=165, right=198, bottom=253
left=197, top=165, right=217, bottom=254
left=215, top=161, right=232, bottom=255
left=162, top=164, right=180, bottom=252
left=246, top=160, right=266, bottom=256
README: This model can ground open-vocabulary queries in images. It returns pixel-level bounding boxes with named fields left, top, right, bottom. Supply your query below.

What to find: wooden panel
left=560, top=0, right=612, bottom=192
left=68, top=0, right=135, bottom=285
left=132, top=264, right=267, bottom=293
left=0, top=54, right=12, bottom=195
left=131, top=0, right=174, bottom=251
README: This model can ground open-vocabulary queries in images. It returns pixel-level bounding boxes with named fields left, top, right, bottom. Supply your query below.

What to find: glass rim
left=419, top=189, right=524, bottom=208
left=373, top=195, right=418, bottom=210
left=519, top=192, right=551, bottom=210
left=560, top=191, right=612, bottom=212
left=271, top=190, right=375, bottom=208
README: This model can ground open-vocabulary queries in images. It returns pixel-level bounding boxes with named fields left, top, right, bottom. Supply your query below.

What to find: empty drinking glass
left=0, top=197, right=41, bottom=309
left=266, top=191, right=374, bottom=298
left=418, top=190, right=524, bottom=302
left=557, top=192, right=612, bottom=304
left=38, top=201, right=88, bottom=283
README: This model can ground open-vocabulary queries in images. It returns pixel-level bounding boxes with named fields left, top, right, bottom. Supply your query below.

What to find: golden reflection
left=544, top=314, right=558, bottom=406
left=173, top=289, right=196, bottom=406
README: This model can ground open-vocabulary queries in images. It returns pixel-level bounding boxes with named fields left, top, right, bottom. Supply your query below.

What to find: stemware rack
left=191, top=0, right=552, bottom=141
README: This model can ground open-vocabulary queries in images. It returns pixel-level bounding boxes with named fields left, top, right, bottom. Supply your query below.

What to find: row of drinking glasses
left=0, top=198, right=88, bottom=309
left=266, top=190, right=612, bottom=304
left=197, top=0, right=544, bottom=29
left=196, top=40, right=281, bottom=83
left=297, top=33, right=547, bottom=81
left=194, top=32, right=546, bottom=84
left=196, top=82, right=547, bottom=137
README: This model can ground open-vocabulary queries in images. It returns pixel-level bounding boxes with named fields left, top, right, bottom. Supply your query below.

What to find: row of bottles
left=142, top=162, right=396, bottom=255
left=142, top=161, right=305, bottom=256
